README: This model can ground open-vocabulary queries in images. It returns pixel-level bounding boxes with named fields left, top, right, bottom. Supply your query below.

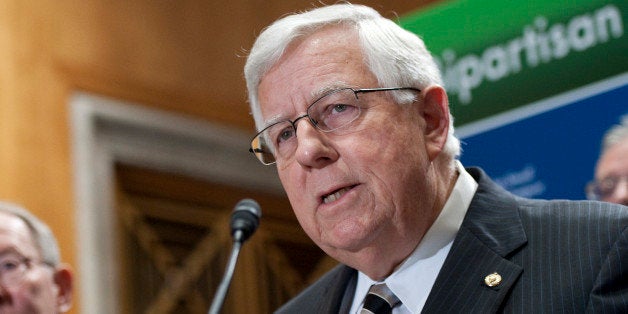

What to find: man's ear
left=53, top=264, right=73, bottom=313
left=420, top=85, right=450, bottom=161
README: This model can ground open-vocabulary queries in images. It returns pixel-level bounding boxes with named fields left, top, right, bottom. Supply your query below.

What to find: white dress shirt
left=349, top=162, right=478, bottom=314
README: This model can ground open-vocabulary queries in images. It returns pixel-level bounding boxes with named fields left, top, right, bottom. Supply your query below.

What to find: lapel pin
left=484, top=272, right=502, bottom=287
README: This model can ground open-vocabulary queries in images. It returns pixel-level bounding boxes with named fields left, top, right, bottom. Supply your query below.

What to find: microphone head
left=230, top=199, right=261, bottom=243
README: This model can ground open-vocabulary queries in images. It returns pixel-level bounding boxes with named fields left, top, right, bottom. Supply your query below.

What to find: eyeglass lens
left=251, top=88, right=362, bottom=164
left=587, top=175, right=628, bottom=200
left=0, top=253, right=29, bottom=287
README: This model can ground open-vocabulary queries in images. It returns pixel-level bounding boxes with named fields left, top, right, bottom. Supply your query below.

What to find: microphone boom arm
left=208, top=230, right=243, bottom=314
left=208, top=199, right=261, bottom=314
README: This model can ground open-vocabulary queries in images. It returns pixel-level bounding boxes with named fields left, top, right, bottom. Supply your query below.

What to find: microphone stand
left=208, top=230, right=244, bottom=314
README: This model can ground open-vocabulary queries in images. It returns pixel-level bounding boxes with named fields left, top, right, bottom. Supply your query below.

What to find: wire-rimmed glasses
left=249, top=87, right=420, bottom=165
left=0, top=252, right=52, bottom=287
left=586, top=175, right=628, bottom=201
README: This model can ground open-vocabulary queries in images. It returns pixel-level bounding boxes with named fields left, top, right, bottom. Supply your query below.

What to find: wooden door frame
left=70, top=92, right=282, bottom=314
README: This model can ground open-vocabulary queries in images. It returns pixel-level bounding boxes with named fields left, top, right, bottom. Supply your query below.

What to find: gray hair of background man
left=244, top=3, right=461, bottom=159
left=0, top=201, right=61, bottom=266
left=600, top=114, right=628, bottom=154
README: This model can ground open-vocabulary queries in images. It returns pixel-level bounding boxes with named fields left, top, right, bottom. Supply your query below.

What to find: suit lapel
left=314, top=265, right=356, bottom=313
left=422, top=167, right=527, bottom=313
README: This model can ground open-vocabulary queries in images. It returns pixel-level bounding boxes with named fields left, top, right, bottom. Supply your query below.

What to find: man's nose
left=293, top=119, right=338, bottom=168
left=610, top=178, right=628, bottom=206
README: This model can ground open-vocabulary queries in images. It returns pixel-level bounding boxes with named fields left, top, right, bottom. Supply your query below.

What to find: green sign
left=399, top=0, right=627, bottom=125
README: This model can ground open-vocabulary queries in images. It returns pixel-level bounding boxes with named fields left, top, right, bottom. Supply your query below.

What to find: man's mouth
left=322, top=185, right=356, bottom=204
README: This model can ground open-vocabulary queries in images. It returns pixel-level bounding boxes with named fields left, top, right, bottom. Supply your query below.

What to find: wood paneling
left=115, top=163, right=335, bottom=313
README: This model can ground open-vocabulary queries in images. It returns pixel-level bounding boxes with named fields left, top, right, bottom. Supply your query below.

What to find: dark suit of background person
left=242, top=3, right=628, bottom=313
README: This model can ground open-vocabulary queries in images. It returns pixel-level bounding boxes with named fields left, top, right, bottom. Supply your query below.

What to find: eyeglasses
left=586, top=175, right=628, bottom=201
left=0, top=252, right=52, bottom=287
left=249, top=87, right=420, bottom=165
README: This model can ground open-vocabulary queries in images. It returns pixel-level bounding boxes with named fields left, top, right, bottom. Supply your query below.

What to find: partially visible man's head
left=0, top=201, right=73, bottom=313
left=588, top=115, right=628, bottom=205
left=245, top=3, right=460, bottom=279
left=245, top=3, right=460, bottom=159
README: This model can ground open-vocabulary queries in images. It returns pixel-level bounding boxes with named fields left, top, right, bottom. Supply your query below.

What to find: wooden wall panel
left=0, top=4, right=77, bottom=312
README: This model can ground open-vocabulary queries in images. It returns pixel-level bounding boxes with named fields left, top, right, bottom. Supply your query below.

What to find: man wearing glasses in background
left=587, top=115, right=628, bottom=206
left=0, top=201, right=73, bottom=313
left=244, top=3, right=628, bottom=313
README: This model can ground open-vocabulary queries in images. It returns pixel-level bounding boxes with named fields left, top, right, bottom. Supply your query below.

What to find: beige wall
left=0, top=1, right=438, bottom=312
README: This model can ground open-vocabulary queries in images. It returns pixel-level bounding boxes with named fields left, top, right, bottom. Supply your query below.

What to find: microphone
left=209, top=199, right=262, bottom=314
left=230, top=198, right=261, bottom=243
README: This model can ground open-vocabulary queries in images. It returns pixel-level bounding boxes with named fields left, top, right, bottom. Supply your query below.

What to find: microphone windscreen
left=230, top=199, right=261, bottom=242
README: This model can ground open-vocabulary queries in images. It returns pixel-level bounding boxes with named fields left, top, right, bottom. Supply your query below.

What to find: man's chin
left=318, top=232, right=375, bottom=258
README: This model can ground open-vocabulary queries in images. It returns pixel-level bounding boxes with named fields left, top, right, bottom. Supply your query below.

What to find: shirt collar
left=351, top=161, right=478, bottom=313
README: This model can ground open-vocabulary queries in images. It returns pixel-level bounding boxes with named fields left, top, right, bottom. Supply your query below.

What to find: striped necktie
left=360, top=283, right=401, bottom=314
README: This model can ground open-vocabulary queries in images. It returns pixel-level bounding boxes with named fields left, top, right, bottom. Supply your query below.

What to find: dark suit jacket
left=275, top=167, right=628, bottom=313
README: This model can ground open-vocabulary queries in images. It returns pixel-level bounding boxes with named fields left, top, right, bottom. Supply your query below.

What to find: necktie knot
left=360, top=283, right=400, bottom=314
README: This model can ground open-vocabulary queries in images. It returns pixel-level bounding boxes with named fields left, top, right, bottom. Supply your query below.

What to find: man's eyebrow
left=311, top=82, right=352, bottom=99
left=0, top=247, right=22, bottom=258
left=261, top=113, right=289, bottom=129
left=260, top=82, right=353, bottom=127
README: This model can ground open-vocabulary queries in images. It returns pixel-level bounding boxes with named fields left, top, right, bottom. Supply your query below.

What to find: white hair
left=0, top=201, right=61, bottom=266
left=601, top=114, right=628, bottom=154
left=244, top=3, right=461, bottom=159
